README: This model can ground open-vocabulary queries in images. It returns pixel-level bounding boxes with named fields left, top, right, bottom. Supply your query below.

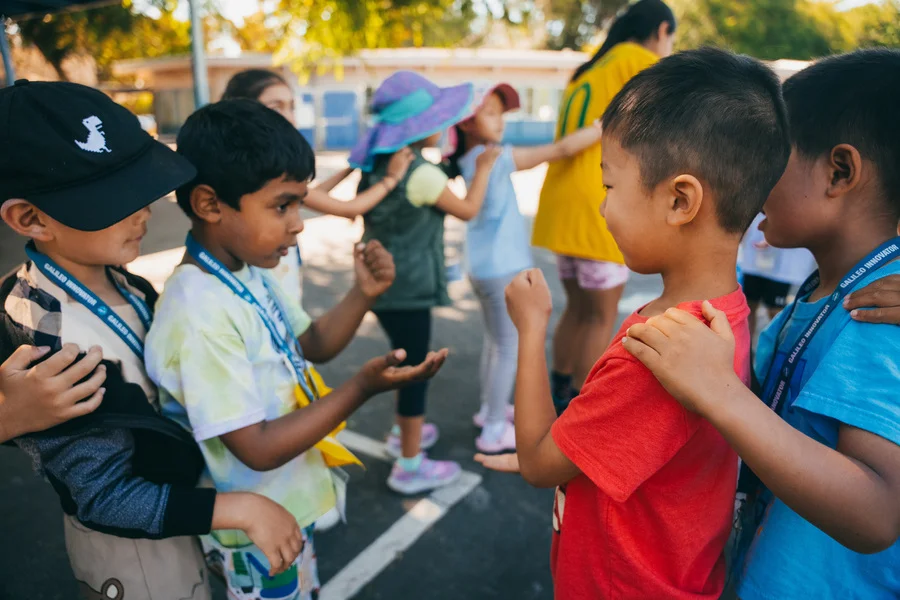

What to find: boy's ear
left=0, top=199, right=54, bottom=242
left=190, top=185, right=224, bottom=224
left=666, top=174, right=704, bottom=227
left=656, top=21, right=667, bottom=41
left=825, top=143, right=862, bottom=199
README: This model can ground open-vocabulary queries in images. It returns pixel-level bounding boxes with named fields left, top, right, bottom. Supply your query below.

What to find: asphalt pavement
left=0, top=155, right=663, bottom=599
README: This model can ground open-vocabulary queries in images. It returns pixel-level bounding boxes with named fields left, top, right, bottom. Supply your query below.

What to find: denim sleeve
left=19, top=426, right=216, bottom=539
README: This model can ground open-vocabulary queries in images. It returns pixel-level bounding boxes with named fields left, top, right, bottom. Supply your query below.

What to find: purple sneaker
left=472, top=404, right=515, bottom=429
left=475, top=421, right=516, bottom=454
left=387, top=455, right=461, bottom=495
left=386, top=423, right=439, bottom=458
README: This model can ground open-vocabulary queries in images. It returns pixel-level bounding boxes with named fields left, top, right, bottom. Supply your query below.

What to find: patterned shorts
left=556, top=255, right=629, bottom=291
left=203, top=526, right=320, bottom=600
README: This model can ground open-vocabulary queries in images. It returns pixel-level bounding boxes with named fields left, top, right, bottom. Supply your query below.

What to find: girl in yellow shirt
left=532, top=0, right=677, bottom=405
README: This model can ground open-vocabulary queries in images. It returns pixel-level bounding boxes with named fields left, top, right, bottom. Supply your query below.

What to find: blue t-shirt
left=739, top=260, right=900, bottom=600
left=458, top=144, right=532, bottom=280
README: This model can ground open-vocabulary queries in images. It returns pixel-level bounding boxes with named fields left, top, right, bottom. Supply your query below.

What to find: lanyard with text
left=184, top=234, right=317, bottom=402
left=760, top=236, right=900, bottom=415
left=25, top=243, right=152, bottom=359
left=185, top=234, right=362, bottom=468
left=730, top=237, right=900, bottom=577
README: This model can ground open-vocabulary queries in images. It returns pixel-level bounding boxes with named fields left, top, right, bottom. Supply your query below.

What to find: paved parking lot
left=0, top=155, right=663, bottom=599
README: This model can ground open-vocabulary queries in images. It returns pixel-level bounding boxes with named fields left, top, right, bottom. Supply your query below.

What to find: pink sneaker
left=387, top=455, right=461, bottom=495
left=386, top=423, right=439, bottom=458
left=475, top=421, right=516, bottom=454
left=472, top=404, right=515, bottom=429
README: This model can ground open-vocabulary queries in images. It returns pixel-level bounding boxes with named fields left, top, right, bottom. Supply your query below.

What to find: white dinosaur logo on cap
left=74, top=116, right=111, bottom=153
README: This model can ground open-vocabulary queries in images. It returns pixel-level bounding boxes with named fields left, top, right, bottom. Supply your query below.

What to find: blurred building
left=113, top=49, right=809, bottom=149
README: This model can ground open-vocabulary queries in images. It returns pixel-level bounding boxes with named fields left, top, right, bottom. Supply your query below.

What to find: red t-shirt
left=550, top=289, right=751, bottom=600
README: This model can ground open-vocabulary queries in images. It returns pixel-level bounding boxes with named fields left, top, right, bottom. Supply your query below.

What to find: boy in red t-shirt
left=497, top=48, right=791, bottom=599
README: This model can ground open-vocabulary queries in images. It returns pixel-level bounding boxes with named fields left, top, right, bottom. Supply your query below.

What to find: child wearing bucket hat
left=443, top=84, right=604, bottom=454
left=350, top=71, right=501, bottom=494
left=221, top=68, right=416, bottom=313
left=0, top=80, right=303, bottom=600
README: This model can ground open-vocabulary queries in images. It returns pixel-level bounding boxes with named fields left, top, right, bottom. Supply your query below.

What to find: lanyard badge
left=185, top=234, right=361, bottom=468
left=25, top=242, right=152, bottom=359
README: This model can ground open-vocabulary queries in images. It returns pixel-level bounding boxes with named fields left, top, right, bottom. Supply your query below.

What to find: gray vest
left=360, top=152, right=451, bottom=311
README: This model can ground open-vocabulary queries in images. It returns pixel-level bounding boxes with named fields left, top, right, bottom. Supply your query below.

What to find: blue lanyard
left=184, top=234, right=317, bottom=401
left=761, top=237, right=900, bottom=414
left=24, top=243, right=152, bottom=359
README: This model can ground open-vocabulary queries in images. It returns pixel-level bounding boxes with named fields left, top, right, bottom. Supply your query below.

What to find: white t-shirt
left=270, top=242, right=304, bottom=304
left=739, top=214, right=817, bottom=286
left=145, top=264, right=335, bottom=545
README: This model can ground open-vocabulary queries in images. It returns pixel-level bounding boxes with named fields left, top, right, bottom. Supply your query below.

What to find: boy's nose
left=289, top=216, right=305, bottom=236
left=135, top=205, right=152, bottom=223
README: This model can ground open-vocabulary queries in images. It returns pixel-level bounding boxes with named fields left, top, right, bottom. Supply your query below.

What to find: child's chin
left=255, top=255, right=282, bottom=269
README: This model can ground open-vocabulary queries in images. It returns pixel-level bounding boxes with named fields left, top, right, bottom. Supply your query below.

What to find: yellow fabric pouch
left=294, top=366, right=363, bottom=468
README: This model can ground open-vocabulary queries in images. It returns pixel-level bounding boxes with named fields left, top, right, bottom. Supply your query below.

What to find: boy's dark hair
left=603, top=47, right=790, bottom=234
left=783, top=48, right=900, bottom=218
left=175, top=99, right=315, bottom=217
left=221, top=69, right=289, bottom=102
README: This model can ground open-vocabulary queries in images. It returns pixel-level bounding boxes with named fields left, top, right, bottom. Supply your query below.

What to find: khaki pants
left=64, top=514, right=212, bottom=600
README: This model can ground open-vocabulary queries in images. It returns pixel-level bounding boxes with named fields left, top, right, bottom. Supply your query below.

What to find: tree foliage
left=669, top=0, right=899, bottom=60
left=15, top=0, right=191, bottom=80
left=10, top=0, right=900, bottom=84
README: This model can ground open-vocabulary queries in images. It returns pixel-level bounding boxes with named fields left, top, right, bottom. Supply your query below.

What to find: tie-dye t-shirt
left=145, top=264, right=336, bottom=545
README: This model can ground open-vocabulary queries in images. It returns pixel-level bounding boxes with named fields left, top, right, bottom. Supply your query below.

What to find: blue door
left=323, top=91, right=359, bottom=150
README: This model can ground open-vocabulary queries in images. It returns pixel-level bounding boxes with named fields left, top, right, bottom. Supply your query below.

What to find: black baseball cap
left=0, top=80, right=197, bottom=232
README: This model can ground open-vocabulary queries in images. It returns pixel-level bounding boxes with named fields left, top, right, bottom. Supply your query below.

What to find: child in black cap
left=0, top=80, right=303, bottom=600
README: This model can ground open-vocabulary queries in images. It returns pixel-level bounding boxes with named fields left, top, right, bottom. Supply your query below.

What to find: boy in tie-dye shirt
left=145, top=99, right=448, bottom=600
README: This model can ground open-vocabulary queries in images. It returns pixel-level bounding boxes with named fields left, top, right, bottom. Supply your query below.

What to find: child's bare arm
left=305, top=149, right=415, bottom=219
left=511, top=120, right=603, bottom=172
left=220, top=348, right=448, bottom=471
left=844, top=274, right=900, bottom=324
left=298, top=240, right=395, bottom=363
left=434, top=145, right=502, bottom=221
left=312, top=167, right=354, bottom=194
left=506, top=269, right=581, bottom=487
left=211, top=492, right=302, bottom=576
left=624, top=303, right=900, bottom=553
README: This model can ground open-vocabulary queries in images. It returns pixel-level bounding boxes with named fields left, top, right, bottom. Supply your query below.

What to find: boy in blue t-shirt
left=622, top=49, right=900, bottom=599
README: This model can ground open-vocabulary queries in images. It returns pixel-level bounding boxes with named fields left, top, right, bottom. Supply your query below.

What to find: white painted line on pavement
left=336, top=429, right=392, bottom=463
left=319, top=470, right=483, bottom=600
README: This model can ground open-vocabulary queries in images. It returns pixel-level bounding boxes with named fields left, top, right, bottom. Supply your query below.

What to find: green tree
left=537, top=0, right=629, bottom=50
left=272, top=0, right=477, bottom=75
left=670, top=0, right=840, bottom=60
left=15, top=0, right=191, bottom=81
left=844, top=0, right=900, bottom=49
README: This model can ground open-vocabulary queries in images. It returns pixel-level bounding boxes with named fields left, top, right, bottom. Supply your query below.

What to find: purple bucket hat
left=349, top=71, right=474, bottom=172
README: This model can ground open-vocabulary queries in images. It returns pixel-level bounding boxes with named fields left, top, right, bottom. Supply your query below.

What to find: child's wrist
left=352, top=281, right=379, bottom=301
left=698, top=372, right=744, bottom=421
left=212, top=492, right=253, bottom=531
left=0, top=402, right=24, bottom=442
left=518, top=323, right=548, bottom=343
left=349, top=372, right=374, bottom=399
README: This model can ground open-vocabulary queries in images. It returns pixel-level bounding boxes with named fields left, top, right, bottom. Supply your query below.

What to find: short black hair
left=175, top=99, right=315, bottom=217
left=783, top=48, right=900, bottom=218
left=603, top=47, right=790, bottom=234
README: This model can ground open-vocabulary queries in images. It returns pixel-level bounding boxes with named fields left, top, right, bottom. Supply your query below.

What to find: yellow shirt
left=532, top=42, right=658, bottom=263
